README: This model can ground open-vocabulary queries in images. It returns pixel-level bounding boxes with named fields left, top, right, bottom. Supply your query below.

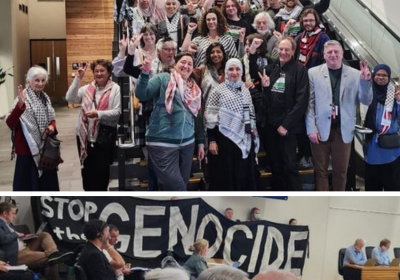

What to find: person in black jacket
left=258, top=37, right=309, bottom=191
left=78, top=220, right=118, bottom=280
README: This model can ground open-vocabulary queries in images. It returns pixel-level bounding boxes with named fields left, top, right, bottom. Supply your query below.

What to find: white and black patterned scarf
left=16, top=87, right=55, bottom=171
left=166, top=12, right=180, bottom=39
left=204, top=82, right=259, bottom=158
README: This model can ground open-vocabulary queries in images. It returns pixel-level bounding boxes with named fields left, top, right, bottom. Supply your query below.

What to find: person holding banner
left=184, top=239, right=209, bottom=278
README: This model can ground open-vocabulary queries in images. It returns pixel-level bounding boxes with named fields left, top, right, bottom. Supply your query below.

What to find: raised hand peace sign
left=360, top=60, right=371, bottom=81
left=128, top=34, right=143, bottom=55
left=258, top=69, right=270, bottom=87
left=77, top=62, right=88, bottom=80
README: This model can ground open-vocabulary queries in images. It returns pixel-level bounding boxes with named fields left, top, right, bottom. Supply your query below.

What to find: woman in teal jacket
left=136, top=52, right=205, bottom=191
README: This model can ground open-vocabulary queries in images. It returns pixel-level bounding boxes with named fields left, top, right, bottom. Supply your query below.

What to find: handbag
left=378, top=134, right=400, bottom=149
left=38, top=133, right=64, bottom=171
left=96, top=123, right=117, bottom=145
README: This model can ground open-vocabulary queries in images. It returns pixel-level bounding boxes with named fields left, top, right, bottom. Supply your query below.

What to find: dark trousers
left=311, top=129, right=351, bottom=191
left=264, top=124, right=302, bottom=191
left=297, top=131, right=312, bottom=158
left=77, top=136, right=115, bottom=192
left=343, top=266, right=361, bottom=280
left=147, top=143, right=195, bottom=191
left=365, top=156, right=400, bottom=191
left=13, top=155, right=59, bottom=191
left=0, top=271, right=35, bottom=280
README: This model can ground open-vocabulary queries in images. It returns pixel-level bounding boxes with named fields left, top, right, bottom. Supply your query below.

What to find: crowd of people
left=5, top=0, right=400, bottom=191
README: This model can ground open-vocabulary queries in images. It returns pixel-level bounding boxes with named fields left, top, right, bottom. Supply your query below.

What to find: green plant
left=0, top=67, right=13, bottom=86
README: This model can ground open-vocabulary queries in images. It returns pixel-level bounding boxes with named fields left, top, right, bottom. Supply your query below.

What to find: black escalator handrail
left=354, top=0, right=400, bottom=43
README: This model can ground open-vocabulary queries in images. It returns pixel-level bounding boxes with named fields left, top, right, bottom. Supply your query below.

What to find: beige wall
left=12, top=196, right=400, bottom=280
left=359, top=0, right=400, bottom=36
left=28, top=0, right=66, bottom=39
left=12, top=0, right=31, bottom=106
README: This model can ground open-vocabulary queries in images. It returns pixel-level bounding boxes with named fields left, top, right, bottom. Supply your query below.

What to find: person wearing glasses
left=363, top=64, right=400, bottom=191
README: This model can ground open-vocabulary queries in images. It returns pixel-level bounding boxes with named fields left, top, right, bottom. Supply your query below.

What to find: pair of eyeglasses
left=162, top=48, right=176, bottom=53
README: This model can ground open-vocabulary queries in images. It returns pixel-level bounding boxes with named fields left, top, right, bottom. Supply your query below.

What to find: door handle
left=47, top=57, right=51, bottom=75
left=56, top=57, right=60, bottom=76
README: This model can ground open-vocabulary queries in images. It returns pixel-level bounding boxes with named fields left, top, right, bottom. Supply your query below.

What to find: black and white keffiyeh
left=204, top=82, right=259, bottom=158
left=16, top=87, right=55, bottom=171
left=165, top=12, right=180, bottom=42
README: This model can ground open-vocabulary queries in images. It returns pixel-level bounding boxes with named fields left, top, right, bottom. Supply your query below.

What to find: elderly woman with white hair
left=204, top=58, right=259, bottom=191
left=145, top=267, right=190, bottom=280
left=6, top=66, right=59, bottom=191
left=198, top=265, right=249, bottom=280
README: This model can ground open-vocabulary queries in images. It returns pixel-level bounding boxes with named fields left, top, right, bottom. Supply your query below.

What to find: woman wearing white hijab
left=204, top=58, right=259, bottom=191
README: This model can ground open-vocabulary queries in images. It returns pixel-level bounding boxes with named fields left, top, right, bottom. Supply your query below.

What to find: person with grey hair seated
left=145, top=267, right=190, bottom=280
left=198, top=265, right=249, bottom=280
left=252, top=270, right=298, bottom=280
left=6, top=66, right=60, bottom=191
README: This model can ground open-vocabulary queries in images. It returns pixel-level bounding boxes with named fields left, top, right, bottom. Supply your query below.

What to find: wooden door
left=30, top=40, right=68, bottom=105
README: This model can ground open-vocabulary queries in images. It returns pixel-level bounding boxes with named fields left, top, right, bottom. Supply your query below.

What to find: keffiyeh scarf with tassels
left=165, top=71, right=201, bottom=117
left=78, top=79, right=114, bottom=161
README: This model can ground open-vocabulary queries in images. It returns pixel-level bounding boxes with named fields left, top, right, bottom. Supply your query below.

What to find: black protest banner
left=31, top=197, right=309, bottom=276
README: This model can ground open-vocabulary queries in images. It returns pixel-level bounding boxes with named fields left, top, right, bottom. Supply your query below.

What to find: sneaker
left=48, top=251, right=74, bottom=264
left=299, top=157, right=314, bottom=170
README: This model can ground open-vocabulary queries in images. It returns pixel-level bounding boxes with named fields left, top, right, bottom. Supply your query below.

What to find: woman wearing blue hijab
left=363, top=64, right=400, bottom=191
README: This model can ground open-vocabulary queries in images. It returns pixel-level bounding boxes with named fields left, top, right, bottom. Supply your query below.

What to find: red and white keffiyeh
left=165, top=71, right=201, bottom=117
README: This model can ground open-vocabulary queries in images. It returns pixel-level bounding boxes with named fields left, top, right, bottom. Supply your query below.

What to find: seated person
left=102, top=224, right=130, bottom=280
left=0, top=261, right=34, bottom=280
left=184, top=239, right=209, bottom=278
left=0, top=202, right=72, bottom=280
left=372, top=239, right=391, bottom=265
left=79, top=219, right=119, bottom=280
left=344, top=239, right=367, bottom=266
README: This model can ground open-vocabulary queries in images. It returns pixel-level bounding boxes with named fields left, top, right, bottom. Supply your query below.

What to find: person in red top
left=6, top=66, right=59, bottom=191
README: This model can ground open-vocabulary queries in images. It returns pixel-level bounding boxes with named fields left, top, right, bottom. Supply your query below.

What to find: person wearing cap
left=204, top=58, right=259, bottom=191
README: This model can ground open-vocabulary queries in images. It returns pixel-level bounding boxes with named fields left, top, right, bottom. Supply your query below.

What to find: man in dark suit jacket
left=78, top=219, right=119, bottom=280
left=0, top=202, right=73, bottom=280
